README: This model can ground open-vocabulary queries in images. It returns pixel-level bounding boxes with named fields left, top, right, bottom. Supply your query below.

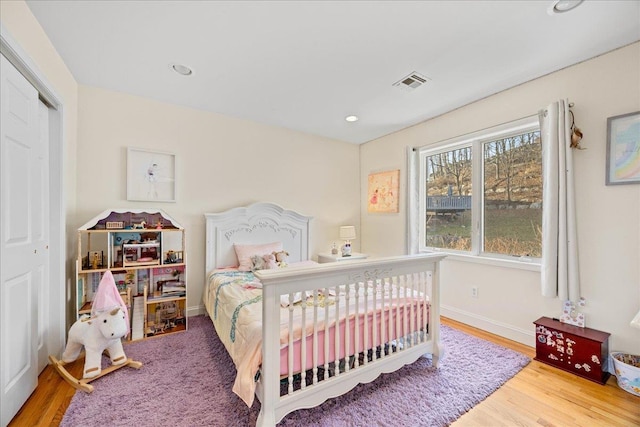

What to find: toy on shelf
left=132, top=220, right=147, bottom=229
left=49, top=271, right=142, bottom=392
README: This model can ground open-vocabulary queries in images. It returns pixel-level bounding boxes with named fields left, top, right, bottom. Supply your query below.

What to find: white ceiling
left=26, top=1, right=640, bottom=144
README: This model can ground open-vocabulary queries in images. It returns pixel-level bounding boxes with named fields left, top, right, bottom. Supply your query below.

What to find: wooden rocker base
left=48, top=354, right=142, bottom=393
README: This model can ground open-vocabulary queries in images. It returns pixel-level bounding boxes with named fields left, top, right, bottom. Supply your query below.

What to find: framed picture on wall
left=127, top=147, right=176, bottom=202
left=368, top=169, right=400, bottom=213
left=606, top=111, right=640, bottom=185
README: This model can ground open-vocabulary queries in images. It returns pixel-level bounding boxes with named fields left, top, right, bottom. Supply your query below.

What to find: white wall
left=76, top=86, right=361, bottom=315
left=360, top=43, right=640, bottom=354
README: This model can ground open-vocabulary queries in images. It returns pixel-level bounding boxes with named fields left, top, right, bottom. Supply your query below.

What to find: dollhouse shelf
left=76, top=209, right=188, bottom=340
left=77, top=286, right=131, bottom=315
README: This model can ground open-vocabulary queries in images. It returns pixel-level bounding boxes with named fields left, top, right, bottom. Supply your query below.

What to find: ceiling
left=26, top=1, right=640, bottom=144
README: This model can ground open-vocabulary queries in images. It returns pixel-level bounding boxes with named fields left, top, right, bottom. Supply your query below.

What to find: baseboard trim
left=441, top=304, right=535, bottom=347
left=187, top=304, right=205, bottom=317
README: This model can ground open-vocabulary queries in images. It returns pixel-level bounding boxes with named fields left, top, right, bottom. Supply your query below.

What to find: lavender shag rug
left=61, top=315, right=529, bottom=427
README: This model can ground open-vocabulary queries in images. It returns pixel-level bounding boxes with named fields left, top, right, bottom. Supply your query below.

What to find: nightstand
left=317, top=252, right=368, bottom=263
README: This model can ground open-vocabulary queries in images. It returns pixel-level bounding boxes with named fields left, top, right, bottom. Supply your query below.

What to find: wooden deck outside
left=427, top=195, right=471, bottom=213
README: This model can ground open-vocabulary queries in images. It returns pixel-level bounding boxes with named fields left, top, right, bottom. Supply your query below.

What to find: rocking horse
left=49, top=271, right=142, bottom=392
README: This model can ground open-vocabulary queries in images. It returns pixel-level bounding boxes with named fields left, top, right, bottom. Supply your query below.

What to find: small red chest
left=534, top=316, right=610, bottom=384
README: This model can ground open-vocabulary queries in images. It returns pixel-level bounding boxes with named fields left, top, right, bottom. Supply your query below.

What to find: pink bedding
left=279, top=302, right=428, bottom=375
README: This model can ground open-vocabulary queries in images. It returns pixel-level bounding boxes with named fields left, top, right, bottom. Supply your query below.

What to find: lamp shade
left=339, top=226, right=356, bottom=240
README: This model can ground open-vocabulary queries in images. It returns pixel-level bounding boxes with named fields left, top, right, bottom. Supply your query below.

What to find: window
left=419, top=116, right=542, bottom=259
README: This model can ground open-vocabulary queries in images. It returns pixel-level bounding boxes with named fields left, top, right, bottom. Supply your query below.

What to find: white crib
left=204, top=203, right=445, bottom=426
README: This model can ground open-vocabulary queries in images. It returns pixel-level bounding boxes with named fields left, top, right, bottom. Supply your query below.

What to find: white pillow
left=234, top=242, right=283, bottom=272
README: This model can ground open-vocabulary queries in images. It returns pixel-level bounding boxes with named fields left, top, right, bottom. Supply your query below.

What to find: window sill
left=422, top=250, right=541, bottom=272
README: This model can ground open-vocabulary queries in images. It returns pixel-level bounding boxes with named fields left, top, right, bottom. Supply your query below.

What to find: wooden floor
left=445, top=318, right=640, bottom=427
left=9, top=317, right=640, bottom=426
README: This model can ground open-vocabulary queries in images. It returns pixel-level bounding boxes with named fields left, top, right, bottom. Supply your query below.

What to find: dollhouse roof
left=78, top=209, right=183, bottom=230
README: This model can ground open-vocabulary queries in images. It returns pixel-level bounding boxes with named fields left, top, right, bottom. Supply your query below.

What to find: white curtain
left=539, top=99, right=580, bottom=301
left=406, top=146, right=419, bottom=255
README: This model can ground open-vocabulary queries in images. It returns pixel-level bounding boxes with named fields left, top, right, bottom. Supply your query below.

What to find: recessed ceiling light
left=170, top=63, right=193, bottom=76
left=549, top=0, right=583, bottom=14
left=345, top=115, right=359, bottom=122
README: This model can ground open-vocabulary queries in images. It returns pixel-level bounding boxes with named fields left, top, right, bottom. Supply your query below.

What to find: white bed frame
left=205, top=202, right=445, bottom=426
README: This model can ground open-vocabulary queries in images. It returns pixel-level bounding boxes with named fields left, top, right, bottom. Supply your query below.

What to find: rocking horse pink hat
left=91, top=270, right=130, bottom=334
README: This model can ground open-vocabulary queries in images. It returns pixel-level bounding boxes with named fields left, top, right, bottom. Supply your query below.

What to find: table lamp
left=339, top=226, right=356, bottom=256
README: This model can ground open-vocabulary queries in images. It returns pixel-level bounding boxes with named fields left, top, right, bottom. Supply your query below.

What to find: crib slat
left=379, top=279, right=387, bottom=359
left=387, top=276, right=397, bottom=352
left=364, top=281, right=369, bottom=365
left=409, top=273, right=416, bottom=347
left=288, top=293, right=294, bottom=394
left=300, top=298, right=307, bottom=389
left=334, top=285, right=340, bottom=377
left=413, top=274, right=419, bottom=345
left=416, top=273, right=421, bottom=344
left=323, top=288, right=330, bottom=377
left=354, top=282, right=360, bottom=368
left=407, top=274, right=416, bottom=347
left=416, top=273, right=421, bottom=342
left=313, top=289, right=319, bottom=384
left=418, top=273, right=427, bottom=343
left=393, top=276, right=404, bottom=351
left=402, top=274, right=408, bottom=347
left=422, top=271, right=432, bottom=341
left=344, top=284, right=350, bottom=373
left=372, top=280, right=379, bottom=362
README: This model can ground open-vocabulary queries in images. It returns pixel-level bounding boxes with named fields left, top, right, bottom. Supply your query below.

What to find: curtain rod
left=411, top=101, right=575, bottom=152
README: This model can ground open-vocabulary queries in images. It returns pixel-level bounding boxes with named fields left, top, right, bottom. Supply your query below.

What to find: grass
left=426, top=209, right=541, bottom=256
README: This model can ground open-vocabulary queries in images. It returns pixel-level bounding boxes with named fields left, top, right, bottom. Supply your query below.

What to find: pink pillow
left=234, top=242, right=283, bottom=271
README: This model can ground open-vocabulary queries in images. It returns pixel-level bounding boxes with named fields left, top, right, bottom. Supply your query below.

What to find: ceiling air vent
left=392, top=71, right=430, bottom=91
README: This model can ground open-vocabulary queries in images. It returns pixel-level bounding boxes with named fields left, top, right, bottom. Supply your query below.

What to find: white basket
left=611, top=352, right=640, bottom=397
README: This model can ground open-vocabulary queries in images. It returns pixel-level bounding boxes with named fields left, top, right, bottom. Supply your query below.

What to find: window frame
left=417, top=115, right=542, bottom=265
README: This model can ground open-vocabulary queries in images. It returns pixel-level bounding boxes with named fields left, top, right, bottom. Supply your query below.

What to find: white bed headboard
left=204, top=202, right=312, bottom=274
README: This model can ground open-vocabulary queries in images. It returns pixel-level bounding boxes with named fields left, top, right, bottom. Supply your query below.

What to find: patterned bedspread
left=204, top=270, right=264, bottom=406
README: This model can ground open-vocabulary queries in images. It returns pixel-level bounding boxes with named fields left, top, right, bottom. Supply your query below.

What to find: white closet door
left=36, top=100, right=50, bottom=374
left=0, top=53, right=49, bottom=427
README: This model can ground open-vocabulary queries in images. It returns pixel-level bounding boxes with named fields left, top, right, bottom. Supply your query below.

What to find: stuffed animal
left=62, top=270, right=130, bottom=379
left=62, top=308, right=128, bottom=378
left=251, top=254, right=266, bottom=271
left=274, top=250, right=289, bottom=267
left=263, top=253, right=278, bottom=269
